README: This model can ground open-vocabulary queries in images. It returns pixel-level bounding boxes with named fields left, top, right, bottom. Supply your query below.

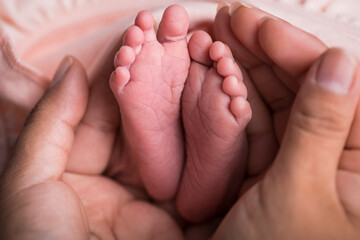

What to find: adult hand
left=0, top=57, right=183, bottom=240
left=212, top=47, right=360, bottom=239
left=213, top=4, right=360, bottom=238
left=214, top=3, right=329, bottom=188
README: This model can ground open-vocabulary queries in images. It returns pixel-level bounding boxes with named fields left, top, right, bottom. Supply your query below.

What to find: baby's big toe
left=188, top=31, right=213, bottom=65
left=157, top=4, right=190, bottom=42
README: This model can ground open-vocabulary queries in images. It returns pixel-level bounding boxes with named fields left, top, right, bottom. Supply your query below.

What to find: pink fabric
left=0, top=0, right=359, bottom=170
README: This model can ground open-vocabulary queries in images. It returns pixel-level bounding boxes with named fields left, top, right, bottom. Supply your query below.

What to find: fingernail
left=51, top=56, right=73, bottom=86
left=258, top=16, right=280, bottom=27
left=229, top=1, right=252, bottom=15
left=315, top=49, right=356, bottom=94
left=217, top=2, right=230, bottom=13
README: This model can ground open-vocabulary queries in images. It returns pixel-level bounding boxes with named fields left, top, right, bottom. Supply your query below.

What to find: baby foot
left=109, top=5, right=190, bottom=200
left=176, top=31, right=252, bottom=222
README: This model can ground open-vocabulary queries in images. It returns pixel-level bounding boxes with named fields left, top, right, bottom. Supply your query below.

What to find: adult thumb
left=272, top=49, right=360, bottom=185
left=2, top=56, right=89, bottom=191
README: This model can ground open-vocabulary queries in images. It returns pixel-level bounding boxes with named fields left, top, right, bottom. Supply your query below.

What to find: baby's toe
left=217, top=57, right=239, bottom=77
left=209, top=41, right=242, bottom=80
left=230, top=96, right=252, bottom=127
left=110, top=67, right=131, bottom=94
left=188, top=31, right=212, bottom=65
left=135, top=10, right=154, bottom=31
left=123, top=25, right=144, bottom=54
left=114, top=46, right=136, bottom=68
left=209, top=41, right=233, bottom=61
left=157, top=4, right=189, bottom=43
left=135, top=10, right=156, bottom=41
left=222, top=75, right=247, bottom=98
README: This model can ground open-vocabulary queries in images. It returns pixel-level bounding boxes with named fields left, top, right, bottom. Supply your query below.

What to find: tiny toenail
left=217, top=2, right=230, bottom=13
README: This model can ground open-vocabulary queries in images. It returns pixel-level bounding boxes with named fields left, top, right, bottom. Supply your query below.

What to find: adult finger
left=215, top=5, right=279, bottom=177
left=214, top=5, right=260, bottom=68
left=228, top=3, right=327, bottom=78
left=249, top=64, right=295, bottom=141
left=258, top=18, right=327, bottom=78
left=227, top=3, right=326, bottom=98
left=242, top=67, right=279, bottom=176
left=3, top=56, right=89, bottom=191
left=272, top=49, right=360, bottom=186
left=340, top=100, right=360, bottom=173
left=67, top=39, right=121, bottom=175
left=229, top=3, right=273, bottom=64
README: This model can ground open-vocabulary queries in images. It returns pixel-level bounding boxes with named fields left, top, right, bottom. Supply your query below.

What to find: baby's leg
left=177, top=31, right=251, bottom=222
left=109, top=5, right=190, bottom=200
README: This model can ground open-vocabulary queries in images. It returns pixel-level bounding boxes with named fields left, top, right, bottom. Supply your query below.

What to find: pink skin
left=109, top=5, right=190, bottom=201
left=176, top=31, right=252, bottom=222
left=109, top=5, right=252, bottom=221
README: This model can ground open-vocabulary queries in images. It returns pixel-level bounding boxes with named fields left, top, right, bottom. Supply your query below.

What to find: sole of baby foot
left=109, top=5, right=190, bottom=201
left=177, top=31, right=252, bottom=222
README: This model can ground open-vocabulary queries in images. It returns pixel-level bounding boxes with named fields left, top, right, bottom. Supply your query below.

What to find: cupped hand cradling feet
left=214, top=2, right=328, bottom=191
left=0, top=56, right=185, bottom=240
left=213, top=46, right=360, bottom=240
left=4, top=3, right=360, bottom=240
left=212, top=2, right=360, bottom=239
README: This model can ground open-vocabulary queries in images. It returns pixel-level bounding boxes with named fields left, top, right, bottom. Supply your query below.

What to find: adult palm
left=213, top=5, right=360, bottom=239
left=0, top=58, right=183, bottom=240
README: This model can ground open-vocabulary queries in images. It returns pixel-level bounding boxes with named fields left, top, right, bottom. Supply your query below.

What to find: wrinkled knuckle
left=81, top=117, right=118, bottom=133
left=269, top=95, right=294, bottom=112
left=293, top=106, right=349, bottom=138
